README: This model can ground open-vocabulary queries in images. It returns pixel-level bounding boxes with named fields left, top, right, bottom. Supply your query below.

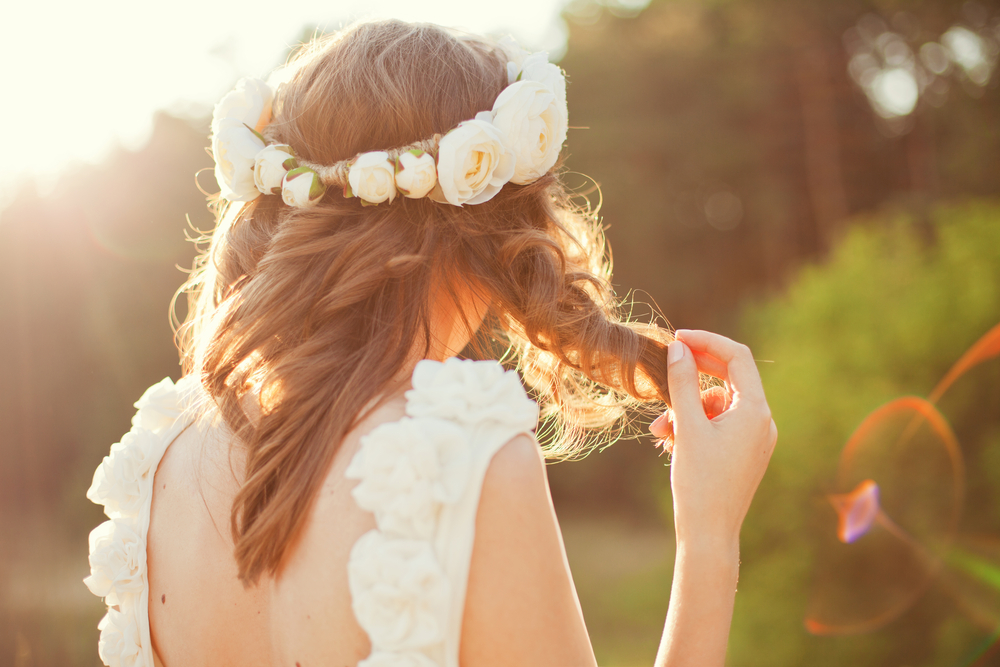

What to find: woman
left=84, top=19, right=777, bottom=667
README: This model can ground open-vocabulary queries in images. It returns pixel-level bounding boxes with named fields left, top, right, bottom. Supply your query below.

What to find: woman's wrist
left=675, top=531, right=740, bottom=565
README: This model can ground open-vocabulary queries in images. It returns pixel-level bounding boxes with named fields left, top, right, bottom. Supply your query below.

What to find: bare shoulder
left=461, top=434, right=599, bottom=667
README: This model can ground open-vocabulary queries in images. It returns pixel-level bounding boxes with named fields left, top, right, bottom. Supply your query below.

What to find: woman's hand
left=651, top=330, right=777, bottom=667
left=656, top=329, right=777, bottom=548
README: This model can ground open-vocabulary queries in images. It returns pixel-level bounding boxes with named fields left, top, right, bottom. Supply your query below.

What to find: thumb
left=666, top=341, right=707, bottom=426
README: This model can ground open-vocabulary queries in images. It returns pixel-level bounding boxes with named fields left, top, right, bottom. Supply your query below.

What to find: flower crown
left=211, top=38, right=568, bottom=209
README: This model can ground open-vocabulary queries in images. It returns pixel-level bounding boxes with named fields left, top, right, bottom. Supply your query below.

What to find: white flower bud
left=394, top=150, right=437, bottom=199
left=348, top=151, right=397, bottom=205
left=281, top=167, right=326, bottom=208
left=254, top=144, right=298, bottom=195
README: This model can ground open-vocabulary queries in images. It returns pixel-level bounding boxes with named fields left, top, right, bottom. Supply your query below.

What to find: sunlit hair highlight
left=173, top=19, right=673, bottom=585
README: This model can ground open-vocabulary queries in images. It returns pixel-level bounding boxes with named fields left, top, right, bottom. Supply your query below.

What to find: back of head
left=175, top=19, right=672, bottom=584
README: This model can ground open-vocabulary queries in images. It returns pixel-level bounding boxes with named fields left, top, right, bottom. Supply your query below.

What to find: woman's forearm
left=654, top=536, right=740, bottom=667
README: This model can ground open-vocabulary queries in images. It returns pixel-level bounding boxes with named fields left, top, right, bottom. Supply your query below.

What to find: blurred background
left=2, top=0, right=999, bottom=664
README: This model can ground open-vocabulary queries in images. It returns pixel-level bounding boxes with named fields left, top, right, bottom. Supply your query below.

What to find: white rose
left=254, top=144, right=298, bottom=195
left=84, top=518, right=145, bottom=606
left=520, top=52, right=568, bottom=112
left=491, top=80, right=567, bottom=184
left=97, top=607, right=143, bottom=667
left=348, top=531, right=448, bottom=650
left=349, top=151, right=397, bottom=205
left=86, top=430, right=155, bottom=518
left=211, top=78, right=273, bottom=202
left=281, top=167, right=327, bottom=208
left=359, top=651, right=439, bottom=667
left=497, top=35, right=531, bottom=84
left=432, top=114, right=515, bottom=206
left=394, top=150, right=437, bottom=199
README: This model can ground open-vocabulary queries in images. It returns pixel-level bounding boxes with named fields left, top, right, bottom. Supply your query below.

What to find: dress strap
left=345, top=358, right=539, bottom=667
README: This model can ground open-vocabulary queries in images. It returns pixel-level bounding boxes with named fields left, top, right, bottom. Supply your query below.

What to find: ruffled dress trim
left=345, top=358, right=538, bottom=667
left=84, top=376, right=201, bottom=667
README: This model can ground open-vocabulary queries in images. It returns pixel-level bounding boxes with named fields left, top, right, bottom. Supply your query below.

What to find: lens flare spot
left=829, top=480, right=880, bottom=544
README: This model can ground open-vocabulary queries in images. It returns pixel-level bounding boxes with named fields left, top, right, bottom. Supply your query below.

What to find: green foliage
left=726, top=199, right=1000, bottom=665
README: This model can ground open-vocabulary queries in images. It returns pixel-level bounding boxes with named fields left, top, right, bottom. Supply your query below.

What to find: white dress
left=84, top=358, right=540, bottom=667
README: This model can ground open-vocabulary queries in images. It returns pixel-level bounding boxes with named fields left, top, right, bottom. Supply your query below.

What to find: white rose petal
left=433, top=117, right=515, bottom=206
left=491, top=80, right=567, bottom=184
left=281, top=167, right=326, bottom=208
left=498, top=35, right=531, bottom=84
left=84, top=518, right=145, bottom=607
left=212, top=120, right=265, bottom=202
left=394, top=151, right=437, bottom=199
left=98, top=607, right=143, bottom=667
left=520, top=52, right=567, bottom=112
left=349, top=151, right=397, bottom=205
left=212, top=77, right=273, bottom=133
left=211, top=78, right=273, bottom=202
left=348, top=531, right=449, bottom=650
left=254, top=144, right=298, bottom=195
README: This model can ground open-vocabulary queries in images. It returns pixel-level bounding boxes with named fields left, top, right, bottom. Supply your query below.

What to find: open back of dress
left=84, top=358, right=539, bottom=667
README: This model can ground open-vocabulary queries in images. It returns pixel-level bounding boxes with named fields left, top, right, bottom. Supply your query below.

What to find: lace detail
left=345, top=358, right=538, bottom=667
left=84, top=376, right=199, bottom=667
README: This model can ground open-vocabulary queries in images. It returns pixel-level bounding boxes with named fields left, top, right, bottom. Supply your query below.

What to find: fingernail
left=668, top=340, right=685, bottom=365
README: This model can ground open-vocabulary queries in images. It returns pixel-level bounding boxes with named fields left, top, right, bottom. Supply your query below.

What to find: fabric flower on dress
left=84, top=518, right=145, bottom=606
left=348, top=531, right=449, bottom=651
left=131, top=377, right=186, bottom=433
left=86, top=429, right=157, bottom=518
left=346, top=417, right=471, bottom=539
left=98, top=606, right=143, bottom=667
left=211, top=77, right=273, bottom=202
left=358, top=651, right=440, bottom=667
left=406, top=358, right=538, bottom=430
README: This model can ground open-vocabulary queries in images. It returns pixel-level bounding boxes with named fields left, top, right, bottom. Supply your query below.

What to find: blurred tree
left=550, top=0, right=1000, bottom=523
left=729, top=198, right=1000, bottom=665
left=0, top=112, right=210, bottom=662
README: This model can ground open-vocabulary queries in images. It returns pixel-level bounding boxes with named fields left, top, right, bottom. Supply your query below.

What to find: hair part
left=173, top=19, right=673, bottom=586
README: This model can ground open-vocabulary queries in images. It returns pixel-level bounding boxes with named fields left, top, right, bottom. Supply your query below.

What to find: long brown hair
left=174, top=19, right=673, bottom=585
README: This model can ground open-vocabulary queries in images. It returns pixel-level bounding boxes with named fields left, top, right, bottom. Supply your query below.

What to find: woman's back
left=145, top=387, right=391, bottom=666
left=97, top=358, right=559, bottom=667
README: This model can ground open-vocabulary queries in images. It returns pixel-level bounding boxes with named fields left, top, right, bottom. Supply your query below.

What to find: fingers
left=649, top=386, right=729, bottom=442
left=650, top=412, right=672, bottom=439
left=690, top=349, right=729, bottom=381
left=665, top=341, right=709, bottom=429
left=701, top=386, right=731, bottom=420
left=675, top=329, right=766, bottom=405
